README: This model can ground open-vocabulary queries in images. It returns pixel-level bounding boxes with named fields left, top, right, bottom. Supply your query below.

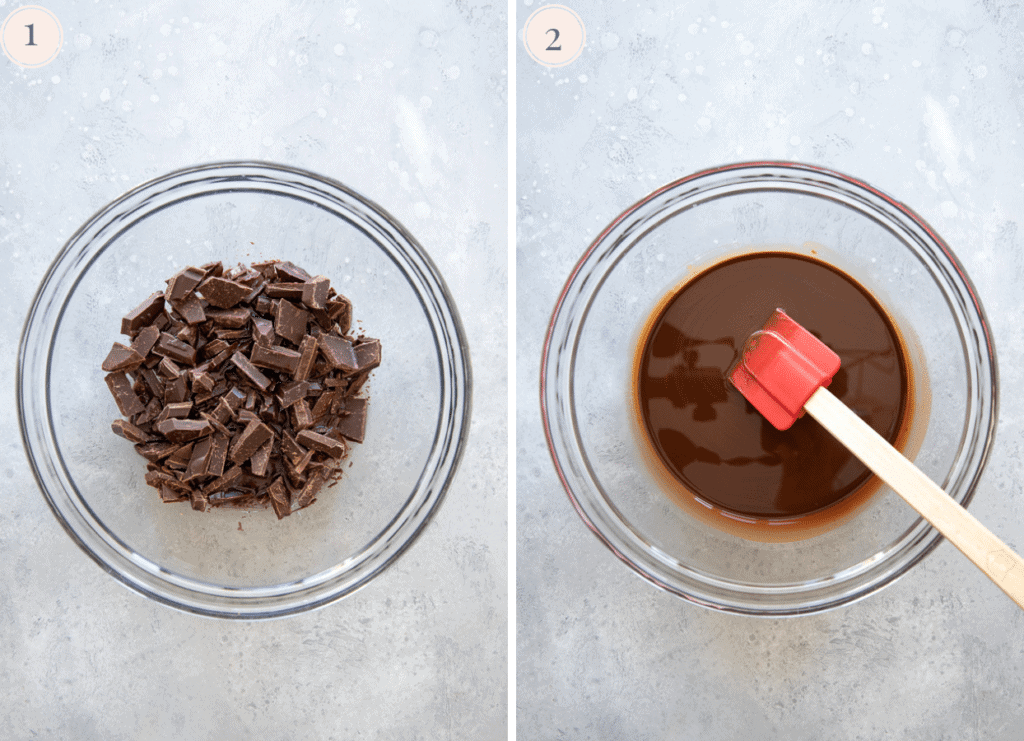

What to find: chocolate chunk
left=224, top=386, right=247, bottom=410
left=170, top=293, right=207, bottom=325
left=199, top=276, right=251, bottom=309
left=131, top=325, right=161, bottom=357
left=175, top=324, right=198, bottom=345
left=111, top=419, right=154, bottom=443
left=200, top=261, right=224, bottom=278
left=166, top=441, right=195, bottom=469
left=189, top=488, right=209, bottom=512
left=318, top=335, right=358, bottom=372
left=276, top=380, right=310, bottom=410
left=157, top=357, right=183, bottom=378
left=251, top=316, right=275, bottom=346
left=293, top=467, right=328, bottom=509
left=296, top=429, right=346, bottom=459
left=183, top=437, right=214, bottom=481
left=206, top=307, right=251, bottom=327
left=230, top=351, right=272, bottom=392
left=121, top=292, right=165, bottom=335
left=155, top=418, right=213, bottom=443
left=211, top=398, right=234, bottom=424
left=250, top=344, right=301, bottom=374
left=254, top=295, right=274, bottom=315
left=154, top=332, right=197, bottom=366
left=164, top=374, right=189, bottom=404
left=275, top=261, right=314, bottom=283
left=310, top=390, right=335, bottom=421
left=229, top=418, right=275, bottom=464
left=301, top=276, right=330, bottom=310
left=268, top=477, right=291, bottom=519
left=274, top=300, right=309, bottom=345
left=105, top=372, right=145, bottom=416
left=206, top=435, right=229, bottom=477
left=155, top=401, right=193, bottom=423
left=353, top=338, right=381, bottom=372
left=293, top=335, right=318, bottom=382
left=265, top=283, right=306, bottom=300
left=135, top=441, right=181, bottom=462
left=160, top=485, right=189, bottom=503
left=167, top=266, right=207, bottom=301
left=205, top=464, right=243, bottom=494
left=201, top=339, right=231, bottom=359
left=335, top=397, right=368, bottom=443
left=102, top=342, right=146, bottom=372
left=327, top=296, right=352, bottom=334
left=250, top=439, right=273, bottom=477
left=291, top=398, right=313, bottom=430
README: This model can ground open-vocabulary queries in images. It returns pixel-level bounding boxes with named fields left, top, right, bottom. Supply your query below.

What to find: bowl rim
left=17, top=160, right=473, bottom=619
left=540, top=160, right=999, bottom=616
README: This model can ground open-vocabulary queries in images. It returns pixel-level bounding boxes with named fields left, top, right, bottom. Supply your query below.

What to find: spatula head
left=727, top=309, right=841, bottom=430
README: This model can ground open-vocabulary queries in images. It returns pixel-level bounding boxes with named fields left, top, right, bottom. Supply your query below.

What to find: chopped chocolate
left=156, top=418, right=214, bottom=443
left=121, top=292, right=165, bottom=335
left=301, top=276, right=330, bottom=310
left=228, top=418, right=274, bottom=464
left=318, top=335, right=358, bottom=372
left=274, top=300, right=309, bottom=345
left=335, top=397, right=368, bottom=443
left=199, top=276, right=252, bottom=309
left=275, top=261, right=315, bottom=283
left=167, top=266, right=207, bottom=301
left=102, top=342, right=146, bottom=373
left=230, top=351, right=272, bottom=392
left=154, top=332, right=197, bottom=366
left=105, top=372, right=145, bottom=416
left=131, top=325, right=161, bottom=357
left=106, top=260, right=378, bottom=518
left=296, top=429, right=346, bottom=459
left=111, top=418, right=154, bottom=444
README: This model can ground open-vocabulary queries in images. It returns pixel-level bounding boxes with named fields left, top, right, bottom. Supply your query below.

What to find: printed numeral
left=545, top=28, right=561, bottom=51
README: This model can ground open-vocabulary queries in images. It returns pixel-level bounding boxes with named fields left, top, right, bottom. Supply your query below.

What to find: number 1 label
left=1, top=6, right=62, bottom=67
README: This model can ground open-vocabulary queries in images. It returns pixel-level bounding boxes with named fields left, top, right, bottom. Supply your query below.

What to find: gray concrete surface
left=1, top=1, right=507, bottom=738
left=517, top=1, right=1024, bottom=738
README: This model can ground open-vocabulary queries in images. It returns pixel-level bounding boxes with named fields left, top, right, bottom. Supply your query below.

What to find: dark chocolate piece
left=296, top=429, right=346, bottom=459
left=164, top=374, right=189, bottom=404
left=250, top=344, right=301, bottom=374
left=229, top=418, right=274, bottom=464
left=354, top=339, right=381, bottom=372
left=274, top=300, right=309, bottom=345
left=199, top=276, right=252, bottom=309
left=301, top=276, right=330, bottom=310
left=154, top=332, right=197, bottom=366
left=268, top=477, right=291, bottom=519
left=183, top=437, right=214, bottom=481
left=318, top=335, right=358, bottom=372
left=166, top=266, right=207, bottom=301
left=264, top=283, right=306, bottom=300
left=250, top=439, right=273, bottom=477
left=131, top=325, right=161, bottom=357
left=121, top=292, right=165, bottom=335
left=154, top=401, right=193, bottom=423
left=291, top=399, right=313, bottom=430
left=155, top=418, right=214, bottom=443
left=206, top=307, right=251, bottom=327
left=207, top=435, right=229, bottom=477
left=102, top=342, right=146, bottom=373
left=251, top=316, right=275, bottom=346
left=293, top=335, right=318, bottom=382
left=111, top=419, right=154, bottom=443
left=230, top=352, right=272, bottom=392
left=170, top=293, right=206, bottom=325
left=334, top=397, right=368, bottom=443
left=275, top=261, right=315, bottom=283
left=277, top=380, right=310, bottom=410
left=105, top=372, right=145, bottom=416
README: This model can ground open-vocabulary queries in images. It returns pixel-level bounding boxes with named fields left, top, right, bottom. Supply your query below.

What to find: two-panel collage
left=4, top=0, right=1023, bottom=738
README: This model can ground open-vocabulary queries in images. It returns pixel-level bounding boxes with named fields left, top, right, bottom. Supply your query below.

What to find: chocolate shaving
left=105, top=260, right=378, bottom=518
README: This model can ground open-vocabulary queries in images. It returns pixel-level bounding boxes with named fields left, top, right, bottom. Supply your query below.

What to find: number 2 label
left=523, top=5, right=585, bottom=68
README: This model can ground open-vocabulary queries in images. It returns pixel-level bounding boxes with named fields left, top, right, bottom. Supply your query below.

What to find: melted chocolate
left=636, top=253, right=909, bottom=519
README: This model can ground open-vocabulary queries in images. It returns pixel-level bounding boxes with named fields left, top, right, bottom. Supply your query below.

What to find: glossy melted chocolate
left=636, top=253, right=909, bottom=519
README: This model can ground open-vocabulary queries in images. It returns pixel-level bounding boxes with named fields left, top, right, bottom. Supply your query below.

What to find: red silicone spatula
left=730, top=309, right=1024, bottom=610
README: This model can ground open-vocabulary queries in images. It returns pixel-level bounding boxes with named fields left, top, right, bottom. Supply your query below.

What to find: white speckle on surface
left=973, top=65, right=988, bottom=79
left=822, top=52, right=835, bottom=65
left=862, top=42, right=873, bottom=55
left=795, top=55, right=804, bottom=65
left=627, top=87, right=638, bottom=101
left=948, top=94, right=959, bottom=107
left=168, top=66, right=178, bottom=76
left=150, top=94, right=159, bottom=102
left=850, top=81, right=861, bottom=94
left=689, top=23, right=699, bottom=35
left=947, top=28, right=966, bottom=46
left=913, top=59, right=921, bottom=67
left=414, top=202, right=431, bottom=218
left=121, top=100, right=132, bottom=111
left=317, top=107, right=326, bottom=118
left=75, top=33, right=92, bottom=50
left=419, top=95, right=432, bottom=108
left=295, top=54, right=308, bottom=66
left=696, top=116, right=711, bottom=133
left=419, top=29, right=437, bottom=48
left=262, top=136, right=274, bottom=146
left=333, top=44, right=345, bottom=56
left=923, top=95, right=962, bottom=184
left=845, top=107, right=854, bottom=116
left=790, top=135, right=801, bottom=145
left=578, top=74, right=588, bottom=83
left=268, top=55, right=277, bottom=66
left=677, top=93, right=687, bottom=102
left=941, top=201, right=959, bottom=217
left=169, top=117, right=183, bottom=134
left=160, top=24, right=171, bottom=36
left=740, top=40, right=754, bottom=55
left=100, top=88, right=110, bottom=101
left=444, top=66, right=460, bottom=80
left=601, top=32, right=619, bottom=50
left=51, top=76, right=60, bottom=84
left=152, top=69, right=162, bottom=79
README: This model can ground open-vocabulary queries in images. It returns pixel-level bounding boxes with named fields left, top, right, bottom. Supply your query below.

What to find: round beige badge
left=2, top=5, right=63, bottom=68
left=523, top=5, right=585, bottom=68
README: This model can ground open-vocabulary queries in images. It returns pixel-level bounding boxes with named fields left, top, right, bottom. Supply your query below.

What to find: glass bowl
left=18, top=161, right=472, bottom=619
left=541, top=161, right=997, bottom=616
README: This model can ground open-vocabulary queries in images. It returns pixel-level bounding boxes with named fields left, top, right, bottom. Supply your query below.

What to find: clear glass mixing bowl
left=18, top=162, right=472, bottom=619
left=541, top=162, right=997, bottom=615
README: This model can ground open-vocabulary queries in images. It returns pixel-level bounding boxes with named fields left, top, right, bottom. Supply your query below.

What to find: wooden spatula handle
left=804, top=386, right=1024, bottom=610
